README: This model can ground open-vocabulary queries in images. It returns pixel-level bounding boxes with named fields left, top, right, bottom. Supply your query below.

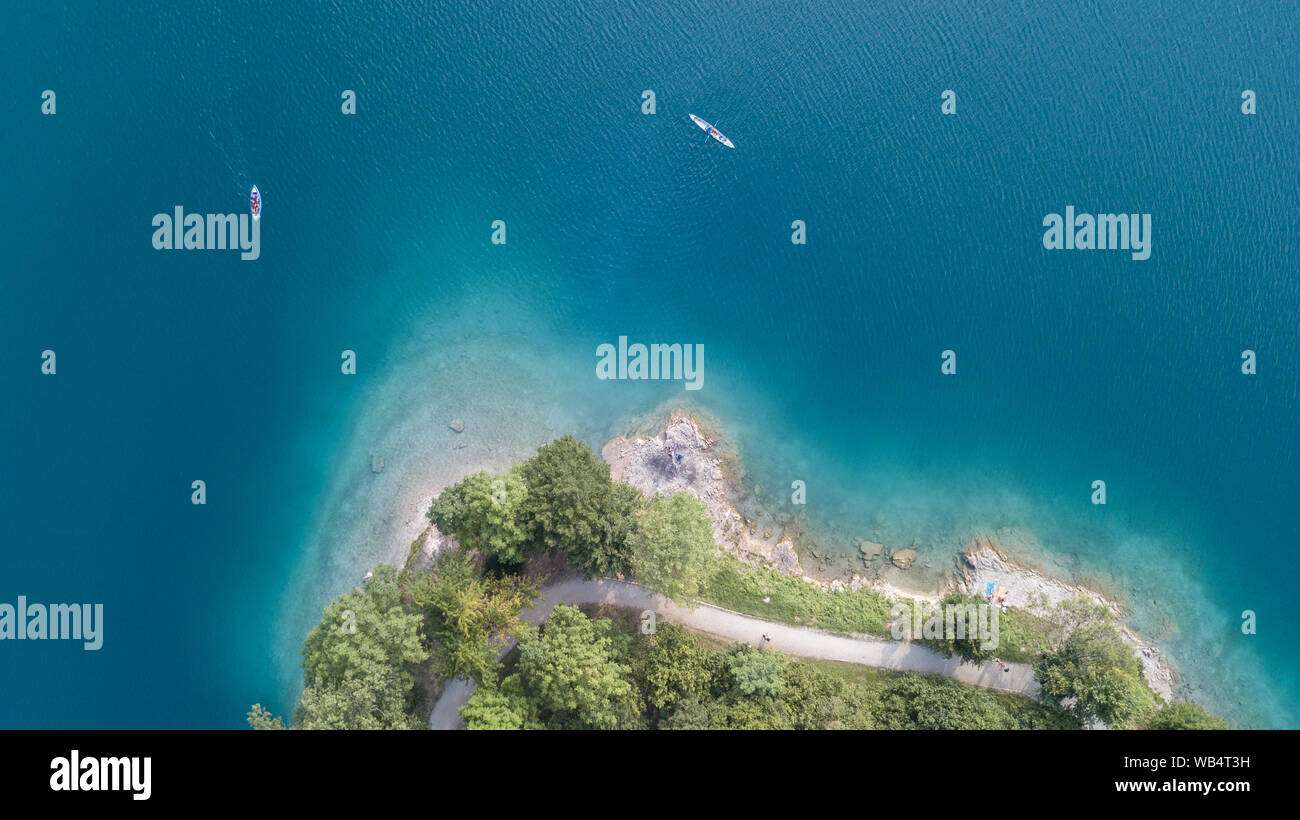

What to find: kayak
left=250, top=185, right=261, bottom=221
left=689, top=113, right=735, bottom=149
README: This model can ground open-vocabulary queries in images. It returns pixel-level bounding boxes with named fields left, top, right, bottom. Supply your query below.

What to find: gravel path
left=430, top=577, right=1039, bottom=729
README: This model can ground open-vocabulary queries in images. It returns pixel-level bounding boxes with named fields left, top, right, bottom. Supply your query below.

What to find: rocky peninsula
left=600, top=409, right=1179, bottom=701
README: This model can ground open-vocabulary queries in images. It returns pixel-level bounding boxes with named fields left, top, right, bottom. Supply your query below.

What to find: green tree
left=1146, top=701, right=1228, bottom=730
left=300, top=565, right=428, bottom=712
left=517, top=604, right=633, bottom=729
left=872, top=672, right=1079, bottom=730
left=726, top=646, right=787, bottom=697
left=721, top=660, right=851, bottom=730
left=631, top=491, right=716, bottom=604
left=874, top=673, right=1013, bottom=730
left=518, top=436, right=639, bottom=577
left=767, top=661, right=860, bottom=729
left=428, top=469, right=533, bottom=564
left=661, top=694, right=728, bottom=730
left=294, top=669, right=425, bottom=730
left=922, top=592, right=998, bottom=665
left=460, top=675, right=532, bottom=730
left=1034, top=622, right=1154, bottom=727
left=246, top=703, right=285, bottom=730
left=627, top=623, right=719, bottom=712
left=427, top=480, right=471, bottom=539
left=403, top=549, right=539, bottom=685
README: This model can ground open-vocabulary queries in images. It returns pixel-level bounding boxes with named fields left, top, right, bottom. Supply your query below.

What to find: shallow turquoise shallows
left=2, top=0, right=1296, bottom=728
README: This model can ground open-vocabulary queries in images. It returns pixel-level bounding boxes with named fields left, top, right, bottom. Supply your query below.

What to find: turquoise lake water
left=3, top=0, right=1297, bottom=727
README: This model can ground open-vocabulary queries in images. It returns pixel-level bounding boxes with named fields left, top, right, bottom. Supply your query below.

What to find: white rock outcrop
left=603, top=411, right=801, bottom=576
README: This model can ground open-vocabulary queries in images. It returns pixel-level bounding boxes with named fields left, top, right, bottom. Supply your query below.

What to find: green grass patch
left=797, top=656, right=895, bottom=687
left=699, top=553, right=893, bottom=636
left=995, top=607, right=1060, bottom=663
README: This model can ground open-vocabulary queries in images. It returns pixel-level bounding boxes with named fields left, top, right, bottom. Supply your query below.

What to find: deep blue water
left=2, top=0, right=1297, bottom=727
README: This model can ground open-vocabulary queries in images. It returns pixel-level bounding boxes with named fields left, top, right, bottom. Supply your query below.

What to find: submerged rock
left=891, top=549, right=917, bottom=570
left=856, top=539, right=884, bottom=560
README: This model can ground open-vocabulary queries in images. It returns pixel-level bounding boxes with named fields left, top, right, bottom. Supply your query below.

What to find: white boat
left=250, top=185, right=261, bottom=221
left=689, top=113, right=735, bottom=149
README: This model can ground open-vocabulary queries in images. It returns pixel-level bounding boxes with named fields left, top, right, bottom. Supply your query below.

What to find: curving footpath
left=430, top=577, right=1040, bottom=729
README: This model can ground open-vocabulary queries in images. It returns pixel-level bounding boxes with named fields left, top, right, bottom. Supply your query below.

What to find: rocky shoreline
left=404, top=406, right=1180, bottom=703
left=600, top=409, right=1180, bottom=702
left=955, top=539, right=1177, bottom=701
left=602, top=409, right=803, bottom=576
